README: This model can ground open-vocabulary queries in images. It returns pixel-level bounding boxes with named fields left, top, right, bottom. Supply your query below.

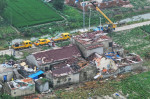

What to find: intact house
left=4, top=78, right=35, bottom=97
left=71, top=31, right=114, bottom=58
left=26, top=45, right=97, bottom=88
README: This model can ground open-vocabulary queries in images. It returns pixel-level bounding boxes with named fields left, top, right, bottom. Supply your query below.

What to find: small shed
left=35, top=78, right=49, bottom=93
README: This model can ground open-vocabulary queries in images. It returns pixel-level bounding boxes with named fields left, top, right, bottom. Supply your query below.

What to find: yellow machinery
left=53, top=33, right=71, bottom=42
left=12, top=40, right=32, bottom=50
left=91, top=1, right=116, bottom=32
left=34, top=39, right=51, bottom=46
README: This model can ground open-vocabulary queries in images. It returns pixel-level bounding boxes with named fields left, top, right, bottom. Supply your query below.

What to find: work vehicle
left=34, top=39, right=51, bottom=46
left=53, top=33, right=71, bottom=42
left=91, top=1, right=117, bottom=32
left=12, top=40, right=32, bottom=50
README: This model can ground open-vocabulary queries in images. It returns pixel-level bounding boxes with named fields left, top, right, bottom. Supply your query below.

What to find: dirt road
left=115, top=21, right=150, bottom=32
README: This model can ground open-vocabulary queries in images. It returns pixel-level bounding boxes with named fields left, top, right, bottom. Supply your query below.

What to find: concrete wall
left=0, top=71, right=14, bottom=82
left=46, top=73, right=79, bottom=88
left=36, top=82, right=49, bottom=93
left=102, top=40, right=113, bottom=53
left=79, top=64, right=97, bottom=82
left=4, top=82, right=35, bottom=97
left=86, top=47, right=103, bottom=58
left=72, top=39, right=104, bottom=58
left=11, top=84, right=35, bottom=97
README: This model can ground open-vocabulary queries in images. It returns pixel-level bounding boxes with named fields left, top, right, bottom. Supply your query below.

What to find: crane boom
left=91, top=2, right=116, bottom=29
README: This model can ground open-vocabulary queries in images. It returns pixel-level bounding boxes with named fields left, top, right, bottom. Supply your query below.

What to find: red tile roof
left=33, top=45, right=81, bottom=64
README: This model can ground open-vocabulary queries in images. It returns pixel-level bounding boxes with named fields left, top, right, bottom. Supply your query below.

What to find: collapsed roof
left=72, top=31, right=111, bottom=49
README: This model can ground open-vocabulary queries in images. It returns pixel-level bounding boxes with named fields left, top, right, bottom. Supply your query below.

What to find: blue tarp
left=28, top=70, right=44, bottom=79
left=105, top=52, right=121, bottom=61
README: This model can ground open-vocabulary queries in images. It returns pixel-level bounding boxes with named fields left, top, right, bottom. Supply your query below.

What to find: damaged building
left=72, top=31, right=114, bottom=58
left=4, top=78, right=35, bottom=97
left=0, top=64, right=14, bottom=82
left=88, top=52, right=143, bottom=79
left=66, top=0, right=130, bottom=11
left=72, top=31, right=124, bottom=58
left=26, top=45, right=81, bottom=71
left=45, top=57, right=97, bottom=88
left=0, top=64, right=23, bottom=82
left=26, top=44, right=97, bottom=88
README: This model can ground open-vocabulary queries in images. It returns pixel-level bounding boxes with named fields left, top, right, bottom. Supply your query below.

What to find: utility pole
left=89, top=7, right=91, bottom=30
left=100, top=17, right=101, bottom=26
left=83, top=0, right=85, bottom=31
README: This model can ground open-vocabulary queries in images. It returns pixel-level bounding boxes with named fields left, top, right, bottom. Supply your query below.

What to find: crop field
left=2, top=0, right=63, bottom=27
left=110, top=25, right=150, bottom=58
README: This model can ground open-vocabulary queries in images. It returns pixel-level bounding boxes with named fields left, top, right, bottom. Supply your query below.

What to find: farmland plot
left=111, top=26, right=150, bottom=57
left=2, top=0, right=63, bottom=27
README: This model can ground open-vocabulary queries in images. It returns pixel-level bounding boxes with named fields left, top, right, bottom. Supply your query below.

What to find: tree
left=52, top=0, right=64, bottom=10
left=0, top=0, right=7, bottom=14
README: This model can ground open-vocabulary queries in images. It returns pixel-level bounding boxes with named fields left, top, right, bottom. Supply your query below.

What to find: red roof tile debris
left=33, top=45, right=81, bottom=64
left=21, top=78, right=33, bottom=82
left=73, top=31, right=111, bottom=47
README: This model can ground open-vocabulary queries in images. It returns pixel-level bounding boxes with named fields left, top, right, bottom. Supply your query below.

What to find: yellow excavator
left=91, top=1, right=117, bottom=32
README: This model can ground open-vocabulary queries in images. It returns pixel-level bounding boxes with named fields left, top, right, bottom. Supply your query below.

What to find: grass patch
left=110, top=26, right=150, bottom=58
left=115, top=71, right=150, bottom=98
left=2, top=0, right=63, bottom=27
left=56, top=41, right=71, bottom=47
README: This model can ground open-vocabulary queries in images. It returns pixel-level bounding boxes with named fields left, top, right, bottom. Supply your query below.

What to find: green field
left=2, top=0, right=63, bottom=27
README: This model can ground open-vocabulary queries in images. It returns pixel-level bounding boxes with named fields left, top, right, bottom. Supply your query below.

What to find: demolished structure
left=88, top=52, right=143, bottom=79
left=72, top=31, right=118, bottom=58
left=66, top=0, right=130, bottom=11
left=4, top=78, right=35, bottom=97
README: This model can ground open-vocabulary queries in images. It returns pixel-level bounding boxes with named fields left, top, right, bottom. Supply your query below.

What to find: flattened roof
left=73, top=31, right=111, bottom=49
left=33, top=45, right=81, bottom=64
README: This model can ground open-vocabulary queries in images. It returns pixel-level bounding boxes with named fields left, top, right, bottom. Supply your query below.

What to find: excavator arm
left=91, top=2, right=116, bottom=29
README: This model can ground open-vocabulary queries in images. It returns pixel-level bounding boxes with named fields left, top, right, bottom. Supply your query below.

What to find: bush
left=4, top=54, right=16, bottom=61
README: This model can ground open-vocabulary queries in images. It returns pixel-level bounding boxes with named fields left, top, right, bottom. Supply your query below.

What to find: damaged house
left=26, top=45, right=81, bottom=71
left=45, top=57, right=97, bottom=88
left=0, top=64, right=14, bottom=82
left=66, top=0, right=130, bottom=11
left=72, top=31, right=113, bottom=58
left=88, top=52, right=143, bottom=79
left=0, top=64, right=23, bottom=82
left=4, top=78, right=35, bottom=97
left=26, top=45, right=97, bottom=88
left=72, top=31, right=124, bottom=58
